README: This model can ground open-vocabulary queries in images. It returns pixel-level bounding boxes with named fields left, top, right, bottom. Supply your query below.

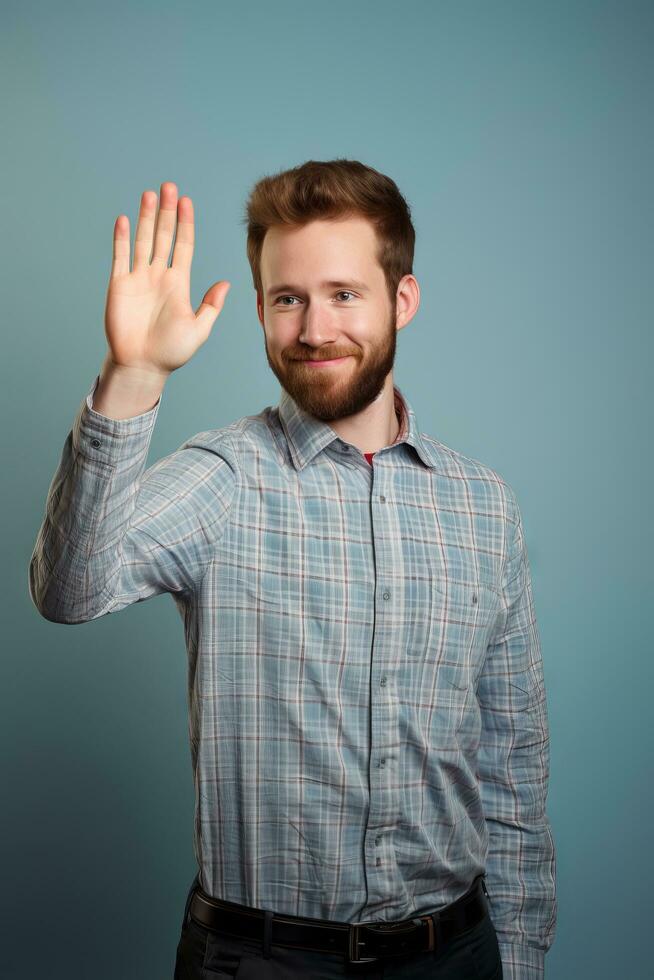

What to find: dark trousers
left=173, top=873, right=503, bottom=979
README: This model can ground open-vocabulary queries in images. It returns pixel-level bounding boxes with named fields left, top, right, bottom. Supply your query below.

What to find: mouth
left=298, top=356, right=352, bottom=368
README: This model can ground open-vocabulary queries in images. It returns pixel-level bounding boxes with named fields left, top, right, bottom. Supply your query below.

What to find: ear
left=395, top=274, right=420, bottom=329
left=256, top=288, right=265, bottom=328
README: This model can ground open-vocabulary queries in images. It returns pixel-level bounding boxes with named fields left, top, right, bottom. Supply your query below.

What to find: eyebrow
left=266, top=279, right=370, bottom=297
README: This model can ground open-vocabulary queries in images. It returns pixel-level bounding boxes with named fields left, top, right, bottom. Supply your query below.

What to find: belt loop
left=262, top=909, right=274, bottom=959
left=420, top=914, right=436, bottom=951
left=182, top=871, right=200, bottom=929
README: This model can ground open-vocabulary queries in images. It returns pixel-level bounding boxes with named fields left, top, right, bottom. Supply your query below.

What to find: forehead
left=260, top=216, right=382, bottom=282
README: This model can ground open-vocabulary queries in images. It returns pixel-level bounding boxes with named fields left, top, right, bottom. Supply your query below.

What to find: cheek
left=263, top=324, right=290, bottom=353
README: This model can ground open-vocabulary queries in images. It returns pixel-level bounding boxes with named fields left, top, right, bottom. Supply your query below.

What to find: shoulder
left=173, top=406, right=284, bottom=476
left=420, top=433, right=519, bottom=522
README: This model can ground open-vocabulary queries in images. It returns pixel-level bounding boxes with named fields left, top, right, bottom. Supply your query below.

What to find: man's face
left=256, top=216, right=400, bottom=422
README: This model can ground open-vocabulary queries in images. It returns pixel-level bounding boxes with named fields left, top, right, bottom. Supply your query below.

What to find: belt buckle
left=347, top=923, right=379, bottom=965
left=347, top=915, right=434, bottom=965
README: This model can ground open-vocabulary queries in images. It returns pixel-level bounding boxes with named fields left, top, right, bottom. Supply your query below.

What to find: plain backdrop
left=2, top=1, right=652, bottom=978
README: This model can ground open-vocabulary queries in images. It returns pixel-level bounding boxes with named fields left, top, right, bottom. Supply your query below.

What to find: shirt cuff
left=497, top=941, right=545, bottom=980
left=73, top=374, right=162, bottom=464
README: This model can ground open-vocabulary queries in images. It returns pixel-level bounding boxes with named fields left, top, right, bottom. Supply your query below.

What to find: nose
left=297, top=306, right=339, bottom=349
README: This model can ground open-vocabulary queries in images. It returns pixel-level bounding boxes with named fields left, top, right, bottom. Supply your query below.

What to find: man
left=29, top=159, right=556, bottom=979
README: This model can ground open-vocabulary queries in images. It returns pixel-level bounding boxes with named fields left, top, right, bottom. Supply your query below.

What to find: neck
left=325, top=383, right=402, bottom=455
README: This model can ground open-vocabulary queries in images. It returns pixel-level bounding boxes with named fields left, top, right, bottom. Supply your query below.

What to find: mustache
left=289, top=352, right=356, bottom=361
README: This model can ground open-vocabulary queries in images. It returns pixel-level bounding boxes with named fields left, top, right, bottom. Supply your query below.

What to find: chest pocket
left=427, top=575, right=502, bottom=691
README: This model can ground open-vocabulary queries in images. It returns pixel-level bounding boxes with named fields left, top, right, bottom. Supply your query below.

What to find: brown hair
left=242, top=158, right=415, bottom=308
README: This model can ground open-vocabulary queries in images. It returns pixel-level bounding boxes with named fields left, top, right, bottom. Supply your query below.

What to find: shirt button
left=91, top=438, right=101, bottom=448
left=472, top=594, right=478, bottom=604
left=341, top=445, right=350, bottom=453
left=375, top=835, right=382, bottom=845
left=380, top=495, right=386, bottom=503
left=382, top=591, right=390, bottom=600
left=380, top=676, right=387, bottom=687
left=379, top=759, right=386, bottom=768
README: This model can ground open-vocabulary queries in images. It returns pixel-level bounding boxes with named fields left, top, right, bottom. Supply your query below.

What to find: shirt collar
left=277, top=382, right=439, bottom=471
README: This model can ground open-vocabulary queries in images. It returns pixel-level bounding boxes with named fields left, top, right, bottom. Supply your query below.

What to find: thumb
left=194, top=280, right=231, bottom=341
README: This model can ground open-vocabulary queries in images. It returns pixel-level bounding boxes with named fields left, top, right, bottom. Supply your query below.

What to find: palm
left=106, top=266, right=199, bottom=374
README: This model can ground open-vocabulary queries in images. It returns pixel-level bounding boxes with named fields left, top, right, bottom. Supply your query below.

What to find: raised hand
left=103, top=181, right=230, bottom=379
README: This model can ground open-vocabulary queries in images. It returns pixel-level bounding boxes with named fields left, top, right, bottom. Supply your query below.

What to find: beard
left=263, top=307, right=398, bottom=423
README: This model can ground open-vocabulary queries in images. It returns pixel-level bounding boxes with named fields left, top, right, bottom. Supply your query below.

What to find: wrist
left=93, top=355, right=168, bottom=420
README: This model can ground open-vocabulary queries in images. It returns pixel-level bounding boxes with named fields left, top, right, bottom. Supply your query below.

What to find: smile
left=300, top=356, right=351, bottom=368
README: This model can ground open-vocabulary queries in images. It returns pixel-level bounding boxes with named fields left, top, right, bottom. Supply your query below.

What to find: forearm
left=28, top=374, right=161, bottom=623
left=483, top=779, right=557, bottom=979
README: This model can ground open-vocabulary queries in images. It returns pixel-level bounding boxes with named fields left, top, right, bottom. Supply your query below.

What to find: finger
left=110, top=215, right=130, bottom=279
left=194, top=281, right=231, bottom=343
left=171, top=196, right=194, bottom=274
left=133, top=190, right=157, bottom=269
left=151, top=181, right=178, bottom=266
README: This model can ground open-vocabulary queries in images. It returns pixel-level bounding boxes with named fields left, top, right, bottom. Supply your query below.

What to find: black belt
left=189, top=873, right=490, bottom=968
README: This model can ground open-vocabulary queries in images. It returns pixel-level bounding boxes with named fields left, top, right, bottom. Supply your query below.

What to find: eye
left=274, top=290, right=356, bottom=306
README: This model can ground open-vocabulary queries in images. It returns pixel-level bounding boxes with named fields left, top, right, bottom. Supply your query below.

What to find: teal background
left=2, top=0, right=651, bottom=977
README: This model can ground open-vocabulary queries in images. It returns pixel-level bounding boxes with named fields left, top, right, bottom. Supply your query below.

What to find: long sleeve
left=475, top=485, right=557, bottom=979
left=28, top=375, right=238, bottom=624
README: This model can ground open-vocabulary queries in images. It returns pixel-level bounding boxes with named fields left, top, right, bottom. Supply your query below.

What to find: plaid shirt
left=29, top=375, right=557, bottom=979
